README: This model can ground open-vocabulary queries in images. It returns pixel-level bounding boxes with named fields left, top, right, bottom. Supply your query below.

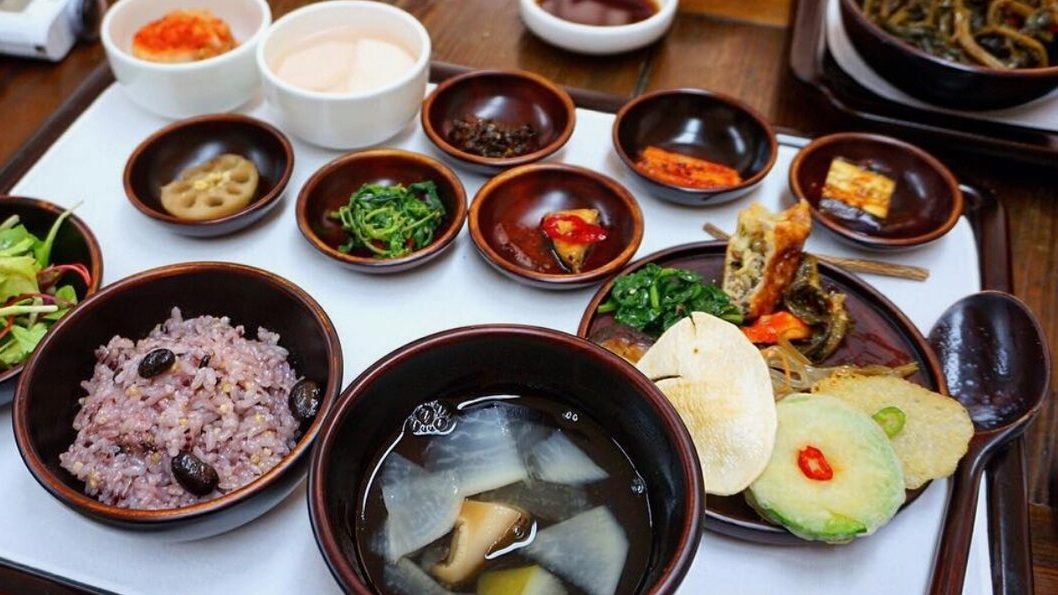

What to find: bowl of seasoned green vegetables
left=296, top=149, right=468, bottom=274
left=0, top=196, right=102, bottom=398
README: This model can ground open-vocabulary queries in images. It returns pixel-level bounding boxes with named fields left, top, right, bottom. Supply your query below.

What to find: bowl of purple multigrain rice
left=12, top=262, right=342, bottom=539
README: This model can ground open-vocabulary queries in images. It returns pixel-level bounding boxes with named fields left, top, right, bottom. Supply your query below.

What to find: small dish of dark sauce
left=537, top=0, right=659, bottom=26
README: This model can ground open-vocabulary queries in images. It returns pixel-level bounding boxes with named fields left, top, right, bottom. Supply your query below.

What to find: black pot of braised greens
left=840, top=0, right=1058, bottom=110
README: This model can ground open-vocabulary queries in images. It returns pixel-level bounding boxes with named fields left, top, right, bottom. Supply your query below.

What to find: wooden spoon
left=927, top=291, right=1051, bottom=595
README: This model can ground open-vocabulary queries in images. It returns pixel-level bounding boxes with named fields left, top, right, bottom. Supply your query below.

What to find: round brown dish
left=613, top=88, right=778, bottom=206
left=469, top=163, right=644, bottom=290
left=308, top=325, right=703, bottom=593
left=13, top=262, right=342, bottom=540
left=0, top=196, right=103, bottom=397
left=421, top=69, right=576, bottom=174
left=296, top=149, right=468, bottom=274
left=839, top=0, right=1058, bottom=110
left=789, top=133, right=963, bottom=252
left=577, top=242, right=945, bottom=545
left=123, top=114, right=294, bottom=237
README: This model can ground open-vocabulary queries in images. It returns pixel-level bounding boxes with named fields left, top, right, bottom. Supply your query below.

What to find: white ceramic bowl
left=520, top=0, right=677, bottom=55
left=256, top=1, right=431, bottom=150
left=101, top=0, right=271, bottom=119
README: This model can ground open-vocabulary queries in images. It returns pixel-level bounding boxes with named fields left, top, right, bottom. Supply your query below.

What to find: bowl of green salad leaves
left=0, top=196, right=102, bottom=400
left=296, top=149, right=467, bottom=274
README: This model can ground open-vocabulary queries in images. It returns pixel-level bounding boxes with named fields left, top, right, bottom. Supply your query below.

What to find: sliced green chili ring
left=873, top=406, right=907, bottom=438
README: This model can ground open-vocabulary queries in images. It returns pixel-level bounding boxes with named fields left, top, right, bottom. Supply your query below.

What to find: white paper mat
left=826, top=0, right=1058, bottom=131
left=0, top=83, right=993, bottom=594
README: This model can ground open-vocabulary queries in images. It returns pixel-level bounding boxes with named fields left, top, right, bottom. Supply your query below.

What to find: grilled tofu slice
left=723, top=201, right=812, bottom=321
left=543, top=208, right=602, bottom=273
left=821, top=158, right=895, bottom=220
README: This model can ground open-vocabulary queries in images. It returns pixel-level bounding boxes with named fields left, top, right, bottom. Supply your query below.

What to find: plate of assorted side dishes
left=0, top=0, right=1009, bottom=593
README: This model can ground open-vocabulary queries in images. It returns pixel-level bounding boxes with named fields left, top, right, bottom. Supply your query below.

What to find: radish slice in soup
left=425, top=406, right=528, bottom=496
left=381, top=454, right=462, bottom=562
left=477, top=480, right=592, bottom=523
left=525, top=506, right=629, bottom=595
left=527, top=431, right=608, bottom=485
left=383, top=558, right=458, bottom=595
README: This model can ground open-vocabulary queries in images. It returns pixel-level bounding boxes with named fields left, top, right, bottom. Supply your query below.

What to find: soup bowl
left=308, top=325, right=704, bottom=594
left=13, top=262, right=342, bottom=540
left=0, top=196, right=103, bottom=399
left=613, top=89, right=778, bottom=206
left=257, top=1, right=431, bottom=149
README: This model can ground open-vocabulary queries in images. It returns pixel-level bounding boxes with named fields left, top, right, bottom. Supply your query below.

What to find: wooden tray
left=790, top=0, right=1058, bottom=167
left=0, top=61, right=1026, bottom=594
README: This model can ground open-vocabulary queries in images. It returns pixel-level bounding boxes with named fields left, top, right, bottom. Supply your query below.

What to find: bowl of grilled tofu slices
left=788, top=133, right=963, bottom=252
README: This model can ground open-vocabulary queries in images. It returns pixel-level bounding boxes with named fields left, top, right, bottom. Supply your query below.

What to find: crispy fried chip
left=813, top=375, right=973, bottom=490
left=637, top=312, right=777, bottom=495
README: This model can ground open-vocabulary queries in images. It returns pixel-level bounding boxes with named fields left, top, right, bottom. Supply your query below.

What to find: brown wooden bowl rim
left=788, top=132, right=964, bottom=248
left=839, top=0, right=1058, bottom=78
left=12, top=261, right=343, bottom=524
left=420, top=69, right=578, bottom=168
left=468, top=162, right=645, bottom=286
left=611, top=88, right=780, bottom=196
left=122, top=113, right=295, bottom=230
left=295, top=148, right=469, bottom=271
left=307, top=323, right=704, bottom=594
left=576, top=241, right=948, bottom=542
left=0, top=195, right=104, bottom=384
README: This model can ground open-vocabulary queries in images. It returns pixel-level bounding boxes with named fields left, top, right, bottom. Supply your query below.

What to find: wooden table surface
left=0, top=0, right=1055, bottom=592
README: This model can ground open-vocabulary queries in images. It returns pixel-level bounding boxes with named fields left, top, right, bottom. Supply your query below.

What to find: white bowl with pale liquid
left=256, top=1, right=431, bottom=150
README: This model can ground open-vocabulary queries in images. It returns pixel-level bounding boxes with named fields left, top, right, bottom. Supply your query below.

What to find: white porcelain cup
left=520, top=0, right=678, bottom=55
left=101, top=0, right=271, bottom=119
left=256, top=1, right=431, bottom=150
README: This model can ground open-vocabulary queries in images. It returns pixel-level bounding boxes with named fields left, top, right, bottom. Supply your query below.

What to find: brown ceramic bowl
left=296, top=149, right=468, bottom=274
left=613, top=89, right=778, bottom=206
left=13, top=262, right=342, bottom=540
left=308, top=325, right=704, bottom=593
left=0, top=196, right=103, bottom=400
left=578, top=242, right=946, bottom=545
left=469, top=163, right=644, bottom=290
left=840, top=0, right=1058, bottom=110
left=789, top=133, right=963, bottom=252
left=124, top=114, right=294, bottom=237
left=421, top=69, right=576, bottom=174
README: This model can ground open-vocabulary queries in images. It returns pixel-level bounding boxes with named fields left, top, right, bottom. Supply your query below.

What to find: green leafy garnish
left=328, top=181, right=446, bottom=259
left=0, top=209, right=90, bottom=371
left=872, top=406, right=907, bottom=438
left=597, top=264, right=743, bottom=336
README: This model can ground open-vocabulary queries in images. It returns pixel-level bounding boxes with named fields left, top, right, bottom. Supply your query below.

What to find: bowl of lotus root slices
left=123, top=113, right=294, bottom=237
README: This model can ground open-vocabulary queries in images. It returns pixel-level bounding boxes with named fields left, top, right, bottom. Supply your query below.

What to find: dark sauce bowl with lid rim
left=12, top=262, right=342, bottom=540
left=308, top=324, right=704, bottom=594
